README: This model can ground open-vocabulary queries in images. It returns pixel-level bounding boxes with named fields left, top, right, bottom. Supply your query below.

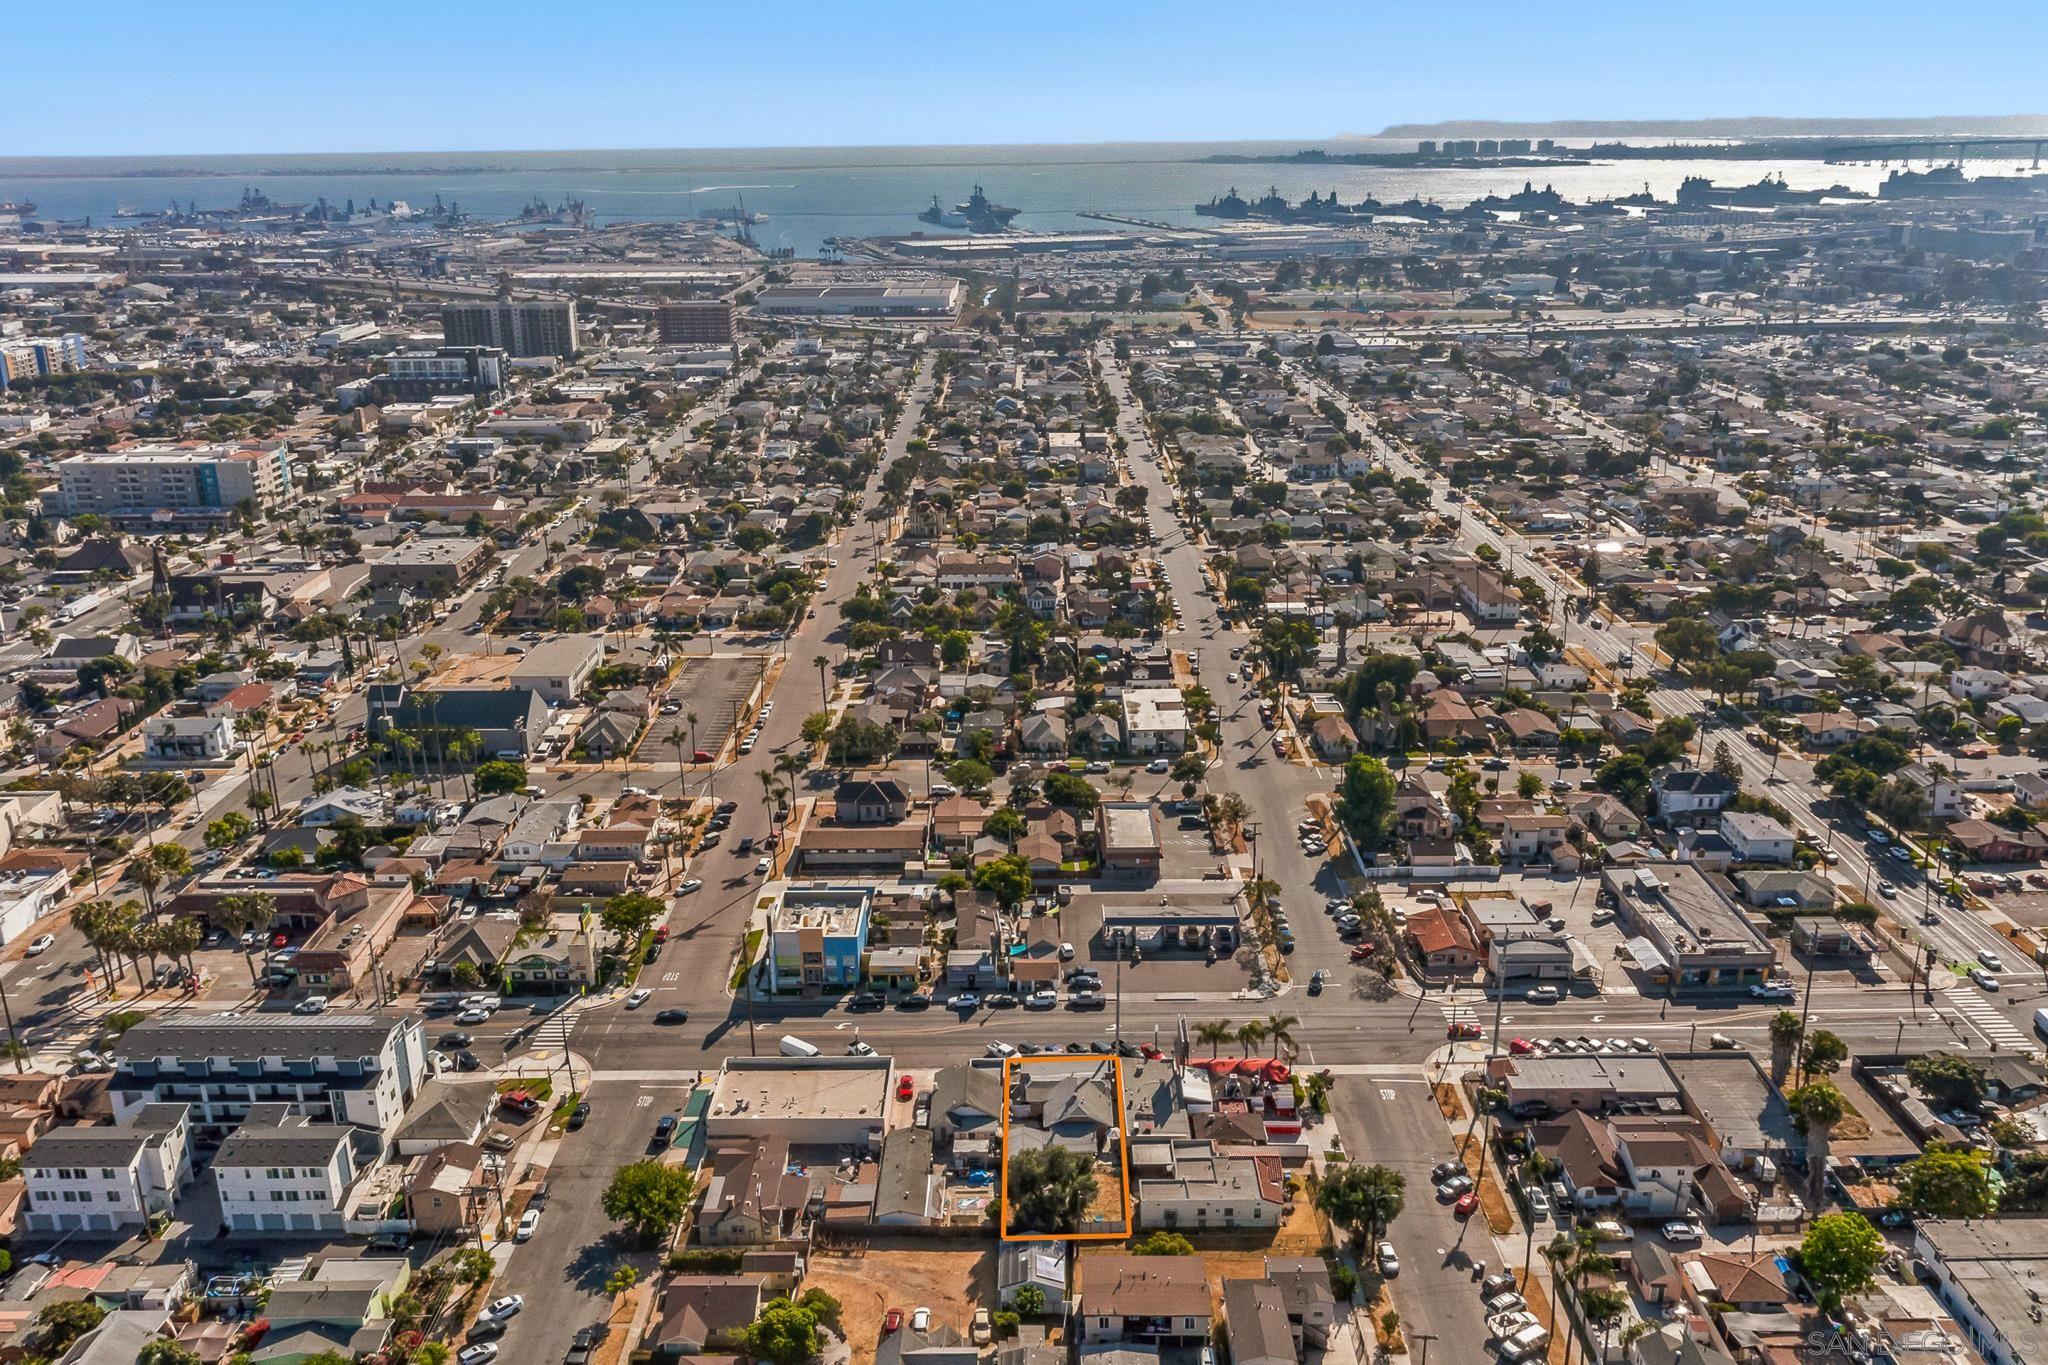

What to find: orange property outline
left=998, top=1053, right=1134, bottom=1242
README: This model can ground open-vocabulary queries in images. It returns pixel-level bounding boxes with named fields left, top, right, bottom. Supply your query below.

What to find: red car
left=271, top=932, right=289, bottom=948
left=652, top=926, right=670, bottom=945
left=1454, top=1191, right=1479, bottom=1217
left=1508, top=1037, right=1536, bottom=1056
left=1348, top=944, right=1378, bottom=962
left=1447, top=1022, right=1482, bottom=1040
left=882, top=1309, right=903, bottom=1335
left=500, top=1091, right=540, bottom=1118
left=693, top=749, right=713, bottom=763
left=896, top=1076, right=915, bottom=1101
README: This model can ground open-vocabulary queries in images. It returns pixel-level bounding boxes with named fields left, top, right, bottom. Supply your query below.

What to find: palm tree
left=1768, top=1009, right=1803, bottom=1090
left=1789, top=1079, right=1846, bottom=1209
left=1264, top=1013, right=1298, bottom=1061
left=1218, top=793, right=1252, bottom=843
left=1236, top=1020, right=1267, bottom=1057
left=1196, top=1021, right=1233, bottom=1057
left=70, top=900, right=118, bottom=987
left=131, top=860, right=164, bottom=917
left=813, top=654, right=831, bottom=707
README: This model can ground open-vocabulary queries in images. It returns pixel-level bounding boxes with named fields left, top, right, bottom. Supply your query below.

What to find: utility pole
left=0, top=978, right=21, bottom=1073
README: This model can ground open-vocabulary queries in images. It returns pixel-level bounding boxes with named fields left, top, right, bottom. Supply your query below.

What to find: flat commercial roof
left=1664, top=1052, right=1797, bottom=1154
left=710, top=1057, right=892, bottom=1125
left=1099, top=803, right=1161, bottom=855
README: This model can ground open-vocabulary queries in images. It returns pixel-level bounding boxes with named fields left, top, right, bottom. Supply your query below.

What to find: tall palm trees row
left=1194, top=1014, right=1298, bottom=1060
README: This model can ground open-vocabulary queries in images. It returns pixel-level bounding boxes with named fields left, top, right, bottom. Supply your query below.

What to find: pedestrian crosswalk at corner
left=1437, top=993, right=1484, bottom=1028
left=527, top=1013, right=578, bottom=1056
left=1943, top=986, right=2038, bottom=1056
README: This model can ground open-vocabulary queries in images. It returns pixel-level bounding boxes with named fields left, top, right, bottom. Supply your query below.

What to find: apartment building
left=656, top=299, right=737, bottom=345
left=140, top=714, right=238, bottom=763
left=213, top=1105, right=361, bottom=1236
left=441, top=297, right=579, bottom=358
left=108, top=1013, right=428, bottom=1150
left=0, top=332, right=87, bottom=389
left=20, top=1103, right=192, bottom=1234
left=371, top=346, right=507, bottom=399
left=52, top=442, right=295, bottom=528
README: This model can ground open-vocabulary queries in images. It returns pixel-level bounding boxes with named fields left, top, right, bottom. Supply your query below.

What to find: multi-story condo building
left=0, top=333, right=88, bottom=389
left=108, top=1013, right=428, bottom=1151
left=52, top=442, right=294, bottom=530
left=442, top=297, right=579, bottom=358
left=20, top=1103, right=192, bottom=1235
left=371, top=345, right=507, bottom=400
left=655, top=299, right=736, bottom=345
left=213, top=1104, right=361, bottom=1236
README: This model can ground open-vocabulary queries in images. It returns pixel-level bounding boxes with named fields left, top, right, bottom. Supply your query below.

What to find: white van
left=778, top=1035, right=820, bottom=1058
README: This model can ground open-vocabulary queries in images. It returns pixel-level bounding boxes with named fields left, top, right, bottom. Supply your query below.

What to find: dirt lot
left=805, top=1242, right=995, bottom=1365
left=1456, top=1133, right=1517, bottom=1236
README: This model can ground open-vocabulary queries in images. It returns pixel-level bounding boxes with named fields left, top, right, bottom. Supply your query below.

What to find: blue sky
left=15, top=0, right=2048, bottom=156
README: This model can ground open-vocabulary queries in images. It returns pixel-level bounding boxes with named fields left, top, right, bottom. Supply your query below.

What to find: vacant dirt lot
left=805, top=1242, right=994, bottom=1365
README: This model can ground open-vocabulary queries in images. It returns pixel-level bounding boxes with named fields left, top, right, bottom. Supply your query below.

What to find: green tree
left=137, top=1342, right=204, bottom=1365
left=1333, top=754, right=1396, bottom=849
left=945, top=758, right=995, bottom=793
left=204, top=811, right=253, bottom=849
left=35, top=1299, right=104, bottom=1353
left=1896, top=1145, right=1997, bottom=1219
left=148, top=842, right=192, bottom=878
left=600, top=1159, right=697, bottom=1245
left=1315, top=1162, right=1406, bottom=1250
left=1801, top=1029, right=1848, bottom=1079
left=1012, top=1285, right=1047, bottom=1317
left=601, top=891, right=666, bottom=942
left=983, top=807, right=1027, bottom=844
left=1004, top=1146, right=1097, bottom=1234
left=1042, top=771, right=1098, bottom=808
left=474, top=759, right=527, bottom=795
left=1516, top=770, right=1543, bottom=799
left=605, top=1264, right=641, bottom=1297
left=1132, top=1231, right=1195, bottom=1256
left=1259, top=617, right=1320, bottom=680
left=973, top=854, right=1033, bottom=909
left=737, top=1298, right=825, bottom=1365
left=1798, top=1212, right=1885, bottom=1311
left=1907, top=1055, right=1989, bottom=1109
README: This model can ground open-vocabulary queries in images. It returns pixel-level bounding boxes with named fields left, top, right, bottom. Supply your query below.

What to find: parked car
left=1377, top=1242, right=1399, bottom=1276
left=516, top=1208, right=540, bottom=1241
left=482, top=1295, right=525, bottom=1322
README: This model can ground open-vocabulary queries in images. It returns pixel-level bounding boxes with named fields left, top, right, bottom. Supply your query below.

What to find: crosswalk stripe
left=1943, top=988, right=2037, bottom=1055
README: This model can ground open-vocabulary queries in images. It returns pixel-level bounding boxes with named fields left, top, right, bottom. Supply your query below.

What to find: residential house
left=1077, top=1255, right=1212, bottom=1346
left=1719, top=812, right=1795, bottom=864
left=1653, top=770, right=1736, bottom=822
left=833, top=779, right=912, bottom=824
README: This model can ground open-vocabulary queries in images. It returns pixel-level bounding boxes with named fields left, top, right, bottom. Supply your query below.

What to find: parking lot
left=643, top=655, right=767, bottom=761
